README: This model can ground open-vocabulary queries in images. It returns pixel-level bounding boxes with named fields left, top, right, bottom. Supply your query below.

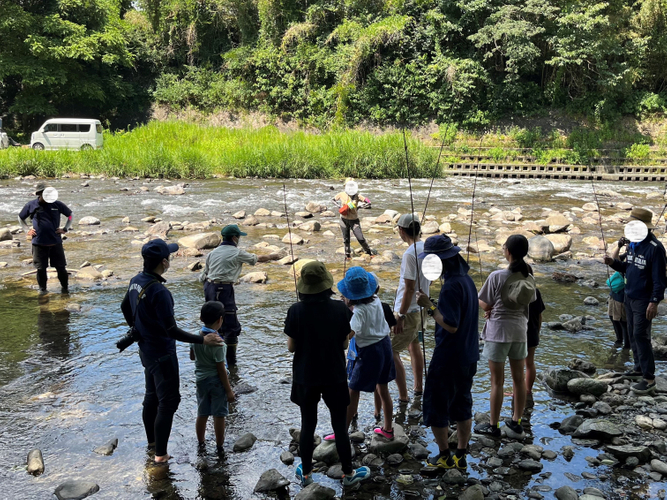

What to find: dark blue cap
left=141, top=239, right=179, bottom=261
left=418, top=234, right=461, bottom=260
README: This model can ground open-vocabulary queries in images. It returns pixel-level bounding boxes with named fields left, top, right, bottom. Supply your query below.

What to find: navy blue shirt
left=610, top=234, right=667, bottom=303
left=121, top=271, right=177, bottom=359
left=433, top=271, right=479, bottom=366
left=19, top=198, right=72, bottom=246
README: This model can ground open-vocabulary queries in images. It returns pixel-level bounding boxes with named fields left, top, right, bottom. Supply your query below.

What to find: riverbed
left=0, top=176, right=665, bottom=499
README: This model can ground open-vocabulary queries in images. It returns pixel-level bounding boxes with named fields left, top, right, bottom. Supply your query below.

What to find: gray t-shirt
left=478, top=269, right=535, bottom=343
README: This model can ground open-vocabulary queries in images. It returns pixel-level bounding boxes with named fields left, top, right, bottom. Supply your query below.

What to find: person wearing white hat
left=333, top=179, right=376, bottom=258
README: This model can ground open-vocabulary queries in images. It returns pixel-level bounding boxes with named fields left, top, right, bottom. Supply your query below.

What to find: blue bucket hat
left=418, top=234, right=461, bottom=260
left=337, top=266, right=377, bottom=300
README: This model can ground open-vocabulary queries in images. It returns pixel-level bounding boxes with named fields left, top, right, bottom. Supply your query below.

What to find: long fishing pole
left=655, top=183, right=667, bottom=232
left=282, top=183, right=299, bottom=300
left=465, top=134, right=486, bottom=284
left=402, top=125, right=428, bottom=380
left=589, top=166, right=610, bottom=282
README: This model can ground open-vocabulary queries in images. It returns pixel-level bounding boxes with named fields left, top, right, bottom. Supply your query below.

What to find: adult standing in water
left=416, top=235, right=479, bottom=470
left=604, top=208, right=666, bottom=394
left=199, top=224, right=282, bottom=367
left=18, top=182, right=73, bottom=294
left=392, top=214, right=428, bottom=403
left=121, top=239, right=223, bottom=464
left=475, top=234, right=535, bottom=439
left=333, top=178, right=377, bottom=259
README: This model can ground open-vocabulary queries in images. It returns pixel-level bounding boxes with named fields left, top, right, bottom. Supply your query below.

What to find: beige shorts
left=391, top=310, right=424, bottom=353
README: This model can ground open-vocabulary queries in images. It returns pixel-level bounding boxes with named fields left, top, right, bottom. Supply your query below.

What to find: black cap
left=141, top=239, right=179, bottom=261
left=200, top=301, right=225, bottom=325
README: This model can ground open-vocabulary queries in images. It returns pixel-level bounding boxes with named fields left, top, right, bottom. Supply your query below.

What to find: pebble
left=27, top=449, right=44, bottom=475
left=583, top=296, right=599, bottom=305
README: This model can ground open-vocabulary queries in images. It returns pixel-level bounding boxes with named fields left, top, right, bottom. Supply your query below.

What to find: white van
left=31, top=119, right=104, bottom=150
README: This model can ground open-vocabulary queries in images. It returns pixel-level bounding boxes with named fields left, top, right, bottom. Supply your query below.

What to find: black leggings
left=298, top=391, right=352, bottom=475
left=339, top=218, right=371, bottom=256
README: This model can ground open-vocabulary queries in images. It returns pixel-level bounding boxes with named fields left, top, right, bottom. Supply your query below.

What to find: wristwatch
left=426, top=305, right=437, bottom=317
left=399, top=314, right=406, bottom=321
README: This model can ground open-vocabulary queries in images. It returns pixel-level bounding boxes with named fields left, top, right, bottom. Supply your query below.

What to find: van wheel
left=81, top=144, right=93, bottom=151
left=32, top=143, right=45, bottom=151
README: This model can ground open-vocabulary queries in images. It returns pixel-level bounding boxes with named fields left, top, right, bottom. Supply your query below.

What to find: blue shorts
left=349, top=336, right=396, bottom=393
left=196, top=375, right=229, bottom=418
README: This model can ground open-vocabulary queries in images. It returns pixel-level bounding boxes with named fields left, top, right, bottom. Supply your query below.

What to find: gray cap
left=397, top=213, right=419, bottom=228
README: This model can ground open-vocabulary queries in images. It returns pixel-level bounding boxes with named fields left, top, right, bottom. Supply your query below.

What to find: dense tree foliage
left=2, top=0, right=667, bottom=132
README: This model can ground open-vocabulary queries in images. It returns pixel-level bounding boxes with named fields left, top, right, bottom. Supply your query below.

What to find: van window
left=78, top=124, right=91, bottom=132
left=96, top=124, right=103, bottom=134
left=61, top=124, right=78, bottom=132
left=44, top=123, right=58, bottom=132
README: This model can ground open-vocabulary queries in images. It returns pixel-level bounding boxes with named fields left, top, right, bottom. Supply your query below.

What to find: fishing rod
left=465, top=134, right=486, bottom=284
left=282, top=183, right=299, bottom=300
left=589, top=166, right=610, bottom=282
left=655, top=183, right=667, bottom=232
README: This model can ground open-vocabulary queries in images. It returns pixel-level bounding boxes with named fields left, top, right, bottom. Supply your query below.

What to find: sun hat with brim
left=629, top=207, right=655, bottom=229
left=418, top=234, right=461, bottom=260
left=297, top=261, right=334, bottom=294
left=34, top=182, right=49, bottom=195
left=500, top=272, right=536, bottom=310
left=221, top=224, right=248, bottom=237
left=337, top=266, right=377, bottom=300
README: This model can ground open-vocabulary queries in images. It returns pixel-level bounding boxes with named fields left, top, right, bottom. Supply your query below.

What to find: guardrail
left=445, top=163, right=667, bottom=181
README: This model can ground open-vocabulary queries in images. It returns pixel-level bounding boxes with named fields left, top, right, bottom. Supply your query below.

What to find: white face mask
left=163, top=258, right=170, bottom=273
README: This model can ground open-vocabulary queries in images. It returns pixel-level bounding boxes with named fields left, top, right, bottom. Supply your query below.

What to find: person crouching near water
left=190, top=301, right=236, bottom=457
left=326, top=267, right=395, bottom=441
left=284, top=261, right=371, bottom=488
left=333, top=179, right=377, bottom=259
left=121, top=240, right=223, bottom=464
left=475, top=234, right=536, bottom=439
left=414, top=235, right=478, bottom=470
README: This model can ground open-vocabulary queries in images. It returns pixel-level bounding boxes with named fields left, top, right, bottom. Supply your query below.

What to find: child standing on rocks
left=190, top=301, right=236, bottom=456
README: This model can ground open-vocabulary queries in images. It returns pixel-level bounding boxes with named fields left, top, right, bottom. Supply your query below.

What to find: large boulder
left=78, top=216, right=100, bottom=226
left=369, top=423, right=408, bottom=455
left=178, top=233, right=221, bottom=250
left=543, top=369, right=589, bottom=393
left=567, top=378, right=608, bottom=396
left=254, top=208, right=271, bottom=216
left=546, top=234, right=572, bottom=254
left=421, top=221, right=440, bottom=234
left=528, top=236, right=555, bottom=262
left=573, top=419, right=622, bottom=440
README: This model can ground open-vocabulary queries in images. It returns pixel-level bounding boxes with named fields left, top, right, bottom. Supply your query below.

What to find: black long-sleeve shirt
left=609, top=233, right=667, bottom=303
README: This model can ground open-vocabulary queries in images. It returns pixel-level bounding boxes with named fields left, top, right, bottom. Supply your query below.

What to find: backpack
left=606, top=271, right=625, bottom=293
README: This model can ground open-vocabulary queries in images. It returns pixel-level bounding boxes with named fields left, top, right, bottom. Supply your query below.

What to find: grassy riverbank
left=0, top=122, right=439, bottom=179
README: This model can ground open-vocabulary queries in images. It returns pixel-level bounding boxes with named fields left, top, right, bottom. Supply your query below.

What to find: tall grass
left=0, top=122, right=439, bottom=179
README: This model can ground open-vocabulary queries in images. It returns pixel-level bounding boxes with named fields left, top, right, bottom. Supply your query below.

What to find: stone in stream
left=242, top=215, right=259, bottom=226
left=294, top=483, right=336, bottom=500
left=187, top=261, right=202, bottom=271
left=93, top=437, right=118, bottom=456
left=295, top=211, right=313, bottom=218
left=326, top=464, right=344, bottom=479
left=283, top=233, right=305, bottom=245
left=442, top=468, right=466, bottom=485
left=561, top=446, right=575, bottom=460
left=239, top=271, right=267, bottom=283
left=458, top=484, right=485, bottom=500
left=409, top=442, right=430, bottom=459
left=421, top=221, right=440, bottom=234
left=305, top=202, right=326, bottom=213
left=591, top=401, right=612, bottom=415
left=583, top=296, right=599, bottom=306
left=542, top=450, right=557, bottom=460
left=552, top=271, right=579, bottom=282
left=554, top=485, right=578, bottom=500
left=651, top=459, right=667, bottom=475
left=543, top=369, right=589, bottom=393
left=545, top=214, right=571, bottom=233
left=233, top=433, right=257, bottom=452
left=518, top=459, right=543, bottom=472
left=76, top=267, right=104, bottom=280
left=78, top=216, right=100, bottom=226
left=277, top=255, right=298, bottom=265
left=568, top=358, right=597, bottom=375
left=369, top=423, right=408, bottom=455
left=386, top=453, right=403, bottom=465
left=605, top=444, right=651, bottom=463
left=253, top=468, right=289, bottom=493
left=0, top=228, right=12, bottom=241
left=635, top=415, right=653, bottom=429
left=254, top=208, right=271, bottom=216
left=349, top=431, right=365, bottom=443
left=155, top=184, right=185, bottom=195
left=545, top=234, right=572, bottom=253
left=279, top=450, right=294, bottom=465
left=233, top=210, right=246, bottom=219
left=567, top=378, right=608, bottom=396
left=178, top=232, right=221, bottom=250
left=573, top=419, right=622, bottom=440
left=54, top=480, right=100, bottom=500
left=27, top=449, right=44, bottom=475
left=145, top=221, right=171, bottom=238
left=233, top=382, right=257, bottom=394
left=520, top=444, right=543, bottom=460
left=298, top=221, right=321, bottom=232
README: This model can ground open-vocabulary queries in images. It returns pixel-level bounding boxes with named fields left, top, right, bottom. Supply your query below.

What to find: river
left=0, top=176, right=665, bottom=499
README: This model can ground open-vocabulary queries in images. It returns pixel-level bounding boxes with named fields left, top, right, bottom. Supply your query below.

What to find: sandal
left=373, top=427, right=394, bottom=440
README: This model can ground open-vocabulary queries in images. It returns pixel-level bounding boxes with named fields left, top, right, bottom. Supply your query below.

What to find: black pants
left=609, top=316, right=630, bottom=347
left=140, top=350, right=181, bottom=457
left=625, top=297, right=655, bottom=380
left=339, top=217, right=371, bottom=257
left=294, top=383, right=352, bottom=476
left=32, top=244, right=68, bottom=290
left=204, top=281, right=241, bottom=366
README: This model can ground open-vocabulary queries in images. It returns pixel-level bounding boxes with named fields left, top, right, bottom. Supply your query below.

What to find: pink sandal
left=323, top=433, right=336, bottom=441
left=373, top=427, right=394, bottom=440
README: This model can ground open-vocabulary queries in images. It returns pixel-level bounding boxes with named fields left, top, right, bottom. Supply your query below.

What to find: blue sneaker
left=342, top=466, right=371, bottom=486
left=295, top=463, right=314, bottom=487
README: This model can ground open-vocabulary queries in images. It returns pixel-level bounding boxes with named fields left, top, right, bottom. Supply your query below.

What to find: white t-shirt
left=350, top=297, right=390, bottom=348
left=394, top=241, right=431, bottom=314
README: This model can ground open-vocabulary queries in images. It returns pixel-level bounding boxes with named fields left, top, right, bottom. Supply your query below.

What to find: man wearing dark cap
left=604, top=207, right=667, bottom=394
left=121, top=239, right=223, bottom=463
left=416, top=235, right=479, bottom=470
left=18, top=182, right=73, bottom=294
left=199, top=224, right=282, bottom=366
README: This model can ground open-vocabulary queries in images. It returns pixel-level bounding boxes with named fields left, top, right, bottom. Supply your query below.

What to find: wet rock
left=178, top=233, right=221, bottom=250
left=242, top=215, right=259, bottom=226
left=294, top=483, right=336, bottom=500
left=651, top=459, right=667, bottom=474
left=233, top=433, right=257, bottom=452
left=528, top=236, right=555, bottom=262
left=65, top=303, right=81, bottom=313
left=422, top=221, right=440, bottom=234
left=76, top=267, right=104, bottom=280
left=187, top=261, right=202, bottom=271
left=518, top=459, right=543, bottom=472
left=442, top=468, right=466, bottom=485
left=233, top=382, right=257, bottom=394
left=552, top=271, right=579, bottom=282
left=583, top=296, right=599, bottom=306
left=520, top=444, right=544, bottom=460
left=232, top=210, right=246, bottom=219
left=546, top=214, right=571, bottom=233
left=562, top=317, right=585, bottom=332
left=561, top=446, right=575, bottom=460
left=606, top=445, right=650, bottom=463
left=386, top=453, right=403, bottom=465
left=573, top=419, right=622, bottom=440
left=592, top=401, right=612, bottom=415
left=93, top=437, right=118, bottom=456
left=27, top=449, right=44, bottom=475
left=636, top=415, right=653, bottom=429
left=369, top=423, right=408, bottom=455
left=298, top=221, right=321, bottom=232
left=555, top=486, right=578, bottom=500
left=544, top=369, right=589, bottom=392
left=283, top=233, right=305, bottom=245
left=349, top=431, right=365, bottom=443
left=295, top=211, right=313, bottom=219
left=0, top=228, right=12, bottom=241
left=277, top=255, right=298, bottom=265
left=546, top=234, right=572, bottom=253
left=253, top=468, right=289, bottom=493
left=54, top=480, right=100, bottom=500
left=146, top=221, right=171, bottom=238
left=0, top=262, right=8, bottom=268
left=322, top=230, right=335, bottom=238
left=306, top=202, right=326, bottom=213
left=567, top=378, right=608, bottom=396
left=542, top=450, right=557, bottom=460
left=254, top=208, right=271, bottom=216
left=498, top=442, right=523, bottom=457
left=313, top=440, right=344, bottom=465
left=280, top=451, right=294, bottom=465
left=568, top=359, right=596, bottom=375
left=155, top=184, right=185, bottom=195
left=459, top=484, right=485, bottom=500
left=240, top=272, right=267, bottom=284
left=78, top=216, right=100, bottom=226
left=409, top=442, right=430, bottom=459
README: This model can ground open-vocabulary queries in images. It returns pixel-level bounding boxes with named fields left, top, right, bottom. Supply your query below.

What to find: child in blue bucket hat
left=325, top=266, right=396, bottom=441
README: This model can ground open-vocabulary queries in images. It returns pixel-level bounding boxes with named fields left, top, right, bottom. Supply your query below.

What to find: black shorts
left=32, top=244, right=66, bottom=269
left=527, top=329, right=540, bottom=349
left=423, top=360, right=476, bottom=428
left=291, top=382, right=350, bottom=409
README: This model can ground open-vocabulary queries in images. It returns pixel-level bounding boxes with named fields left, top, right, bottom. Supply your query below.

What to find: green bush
left=625, top=143, right=651, bottom=162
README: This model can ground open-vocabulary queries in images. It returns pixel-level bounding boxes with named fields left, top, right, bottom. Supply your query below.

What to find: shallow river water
left=0, top=176, right=665, bottom=499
